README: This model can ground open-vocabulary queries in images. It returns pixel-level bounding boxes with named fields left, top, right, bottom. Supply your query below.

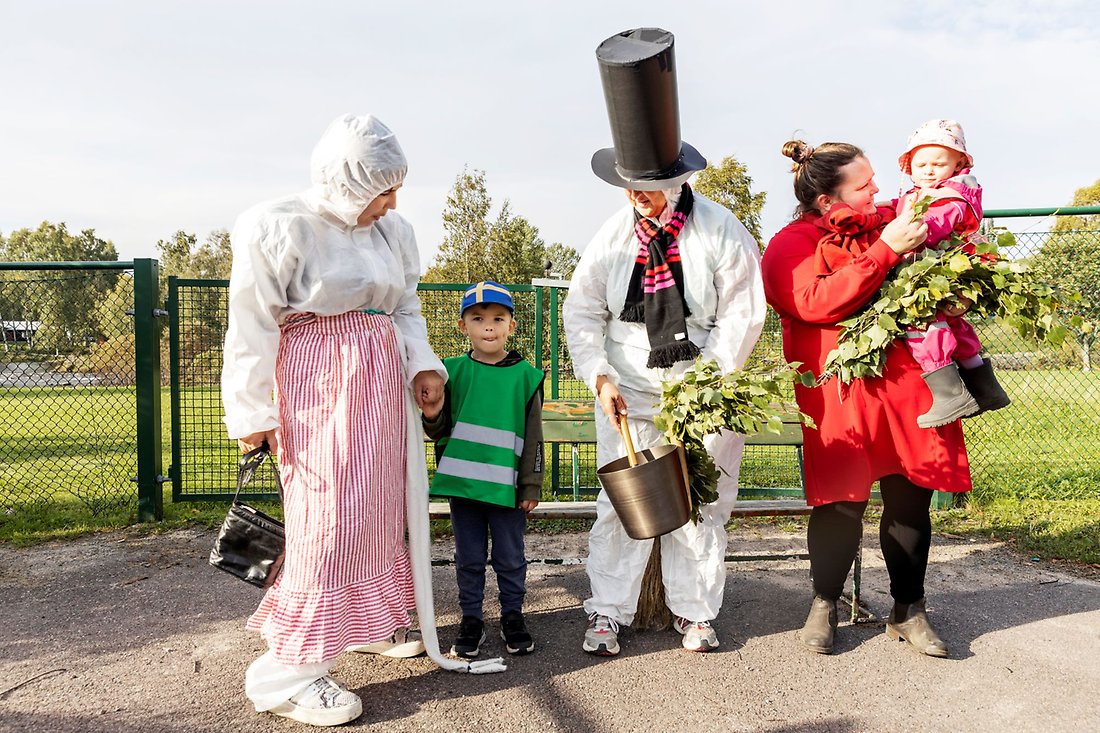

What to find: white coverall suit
left=563, top=191, right=766, bottom=625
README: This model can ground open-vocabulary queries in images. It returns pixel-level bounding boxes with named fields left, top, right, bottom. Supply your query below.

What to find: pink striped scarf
left=619, top=184, right=700, bottom=369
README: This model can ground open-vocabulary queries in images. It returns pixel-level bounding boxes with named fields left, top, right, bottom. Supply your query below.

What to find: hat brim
left=898, top=146, right=974, bottom=175
left=591, top=143, right=706, bottom=190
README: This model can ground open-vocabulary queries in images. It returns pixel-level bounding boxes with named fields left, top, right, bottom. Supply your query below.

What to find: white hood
left=308, top=114, right=408, bottom=227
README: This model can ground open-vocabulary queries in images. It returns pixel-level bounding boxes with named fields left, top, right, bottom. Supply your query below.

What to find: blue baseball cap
left=460, top=281, right=514, bottom=315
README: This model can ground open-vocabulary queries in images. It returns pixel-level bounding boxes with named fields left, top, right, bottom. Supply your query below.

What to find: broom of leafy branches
left=630, top=358, right=814, bottom=630
left=819, top=198, right=1081, bottom=384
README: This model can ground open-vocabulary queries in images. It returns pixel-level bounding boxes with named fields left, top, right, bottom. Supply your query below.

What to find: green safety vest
left=430, top=355, right=545, bottom=508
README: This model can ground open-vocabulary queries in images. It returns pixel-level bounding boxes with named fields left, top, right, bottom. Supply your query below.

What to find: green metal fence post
left=533, top=286, right=544, bottom=371
left=133, top=258, right=164, bottom=521
left=548, top=286, right=561, bottom=497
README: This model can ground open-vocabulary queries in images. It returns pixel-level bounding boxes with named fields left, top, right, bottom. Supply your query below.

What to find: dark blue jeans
left=449, top=497, right=528, bottom=619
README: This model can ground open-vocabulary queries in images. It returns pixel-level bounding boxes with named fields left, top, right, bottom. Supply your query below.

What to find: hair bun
left=781, top=140, right=814, bottom=168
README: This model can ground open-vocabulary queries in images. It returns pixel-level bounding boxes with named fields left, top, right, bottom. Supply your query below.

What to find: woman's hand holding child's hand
left=414, top=370, right=445, bottom=418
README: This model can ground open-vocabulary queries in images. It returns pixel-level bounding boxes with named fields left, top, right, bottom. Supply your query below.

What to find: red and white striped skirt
left=246, top=312, right=414, bottom=665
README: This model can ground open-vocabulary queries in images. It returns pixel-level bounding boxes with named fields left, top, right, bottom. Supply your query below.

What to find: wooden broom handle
left=618, top=414, right=638, bottom=467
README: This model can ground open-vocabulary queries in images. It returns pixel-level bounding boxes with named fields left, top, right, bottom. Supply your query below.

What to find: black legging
left=807, top=474, right=934, bottom=604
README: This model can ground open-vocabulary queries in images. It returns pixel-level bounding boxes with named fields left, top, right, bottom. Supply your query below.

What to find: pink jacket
left=897, top=170, right=983, bottom=247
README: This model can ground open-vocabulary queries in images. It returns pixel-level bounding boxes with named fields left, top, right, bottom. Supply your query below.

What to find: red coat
left=761, top=212, right=972, bottom=505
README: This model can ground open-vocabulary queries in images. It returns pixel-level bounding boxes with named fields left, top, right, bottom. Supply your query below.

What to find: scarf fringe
left=646, top=340, right=701, bottom=369
left=618, top=303, right=645, bottom=323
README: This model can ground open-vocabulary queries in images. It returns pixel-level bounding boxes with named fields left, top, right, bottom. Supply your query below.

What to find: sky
left=1, top=0, right=1098, bottom=269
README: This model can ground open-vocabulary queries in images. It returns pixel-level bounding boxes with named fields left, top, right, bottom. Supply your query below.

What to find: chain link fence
left=0, top=266, right=140, bottom=516
left=960, top=226, right=1099, bottom=502
left=3, top=221, right=1097, bottom=517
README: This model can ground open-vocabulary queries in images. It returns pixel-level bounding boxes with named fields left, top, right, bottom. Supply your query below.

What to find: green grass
left=2, top=372, right=1099, bottom=567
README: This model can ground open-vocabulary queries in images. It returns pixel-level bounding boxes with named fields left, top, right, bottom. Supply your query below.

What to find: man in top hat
left=563, top=27, right=766, bottom=655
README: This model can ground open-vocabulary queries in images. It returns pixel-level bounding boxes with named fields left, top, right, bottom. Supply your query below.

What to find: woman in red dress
left=761, top=139, right=973, bottom=658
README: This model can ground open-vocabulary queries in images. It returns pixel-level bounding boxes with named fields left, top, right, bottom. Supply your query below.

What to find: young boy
left=422, top=281, right=545, bottom=658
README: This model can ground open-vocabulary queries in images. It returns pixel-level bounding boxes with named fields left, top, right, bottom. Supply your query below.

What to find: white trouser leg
left=583, top=415, right=672, bottom=625
left=585, top=416, right=745, bottom=625
left=245, top=650, right=335, bottom=712
left=662, top=430, right=744, bottom=622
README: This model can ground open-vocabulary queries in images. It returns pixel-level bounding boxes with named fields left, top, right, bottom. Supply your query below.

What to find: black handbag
left=209, top=445, right=285, bottom=588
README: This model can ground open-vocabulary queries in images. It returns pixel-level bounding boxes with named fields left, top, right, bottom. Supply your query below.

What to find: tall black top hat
left=591, top=28, right=706, bottom=191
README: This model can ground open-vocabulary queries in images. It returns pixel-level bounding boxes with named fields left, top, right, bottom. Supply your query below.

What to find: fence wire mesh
left=0, top=268, right=139, bottom=516
left=3, top=222, right=1097, bottom=515
left=169, top=279, right=282, bottom=499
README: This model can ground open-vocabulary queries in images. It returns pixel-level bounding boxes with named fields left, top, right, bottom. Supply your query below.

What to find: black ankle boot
left=799, top=595, right=837, bottom=654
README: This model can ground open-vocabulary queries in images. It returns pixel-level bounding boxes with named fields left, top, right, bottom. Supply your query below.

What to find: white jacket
left=221, top=115, right=444, bottom=439
left=563, top=194, right=766, bottom=419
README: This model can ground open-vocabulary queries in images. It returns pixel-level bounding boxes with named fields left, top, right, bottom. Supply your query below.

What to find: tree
left=155, top=229, right=234, bottom=330
left=693, top=155, right=767, bottom=246
left=157, top=229, right=232, bottom=281
left=1032, top=179, right=1100, bottom=370
left=484, top=201, right=548, bottom=285
left=423, top=168, right=576, bottom=285
left=0, top=221, right=118, bottom=262
left=425, top=168, right=493, bottom=283
left=544, top=242, right=580, bottom=280
left=0, top=222, right=119, bottom=352
left=189, top=229, right=233, bottom=280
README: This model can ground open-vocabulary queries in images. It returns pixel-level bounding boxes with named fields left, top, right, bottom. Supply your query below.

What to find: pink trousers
left=904, top=314, right=982, bottom=372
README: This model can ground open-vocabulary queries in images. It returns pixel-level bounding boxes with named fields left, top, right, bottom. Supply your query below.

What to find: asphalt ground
left=1, top=525, right=1098, bottom=733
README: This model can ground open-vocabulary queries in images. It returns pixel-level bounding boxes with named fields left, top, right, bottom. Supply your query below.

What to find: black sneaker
left=499, top=611, right=535, bottom=655
left=450, top=616, right=486, bottom=659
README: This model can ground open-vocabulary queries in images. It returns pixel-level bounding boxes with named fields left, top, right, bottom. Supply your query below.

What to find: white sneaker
left=347, top=627, right=426, bottom=658
left=674, top=617, right=719, bottom=652
left=268, top=676, right=363, bottom=727
left=583, top=613, right=620, bottom=656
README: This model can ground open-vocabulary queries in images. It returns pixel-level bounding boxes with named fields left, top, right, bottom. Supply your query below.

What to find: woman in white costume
left=221, top=114, right=447, bottom=726
left=564, top=28, right=766, bottom=656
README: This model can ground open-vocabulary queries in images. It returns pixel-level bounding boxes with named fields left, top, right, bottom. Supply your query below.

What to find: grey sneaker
left=347, top=627, right=425, bottom=658
left=583, top=613, right=620, bottom=656
left=268, top=676, right=362, bottom=727
left=674, top=617, right=719, bottom=652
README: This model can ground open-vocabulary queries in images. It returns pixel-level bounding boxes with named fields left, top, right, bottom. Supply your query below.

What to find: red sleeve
left=762, top=222, right=902, bottom=325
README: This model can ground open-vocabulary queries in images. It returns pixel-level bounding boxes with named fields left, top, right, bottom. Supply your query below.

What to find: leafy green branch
left=654, top=358, right=814, bottom=522
left=819, top=198, right=1082, bottom=384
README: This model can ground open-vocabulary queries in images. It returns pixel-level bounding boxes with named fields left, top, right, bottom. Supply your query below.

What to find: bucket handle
left=617, top=414, right=638, bottom=467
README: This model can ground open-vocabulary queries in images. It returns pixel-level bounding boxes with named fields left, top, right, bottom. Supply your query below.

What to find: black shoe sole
left=504, top=642, right=535, bottom=655
left=450, top=631, right=486, bottom=659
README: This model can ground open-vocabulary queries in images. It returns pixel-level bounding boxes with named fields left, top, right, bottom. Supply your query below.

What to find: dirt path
left=1, top=526, right=1098, bottom=733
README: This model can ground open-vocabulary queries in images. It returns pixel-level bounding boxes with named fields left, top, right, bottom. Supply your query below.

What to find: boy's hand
left=421, top=399, right=443, bottom=420
left=520, top=499, right=539, bottom=513
left=413, top=370, right=444, bottom=415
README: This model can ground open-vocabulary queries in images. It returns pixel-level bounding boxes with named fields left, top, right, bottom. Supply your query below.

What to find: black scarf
left=618, top=184, right=700, bottom=369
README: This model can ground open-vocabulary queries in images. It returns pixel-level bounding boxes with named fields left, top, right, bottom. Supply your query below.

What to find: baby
left=896, top=119, right=1010, bottom=428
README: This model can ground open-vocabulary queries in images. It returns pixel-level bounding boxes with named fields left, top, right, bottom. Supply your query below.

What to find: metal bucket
left=597, top=443, right=691, bottom=540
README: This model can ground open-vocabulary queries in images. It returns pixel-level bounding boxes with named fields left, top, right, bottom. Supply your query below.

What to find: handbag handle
left=233, top=442, right=284, bottom=504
